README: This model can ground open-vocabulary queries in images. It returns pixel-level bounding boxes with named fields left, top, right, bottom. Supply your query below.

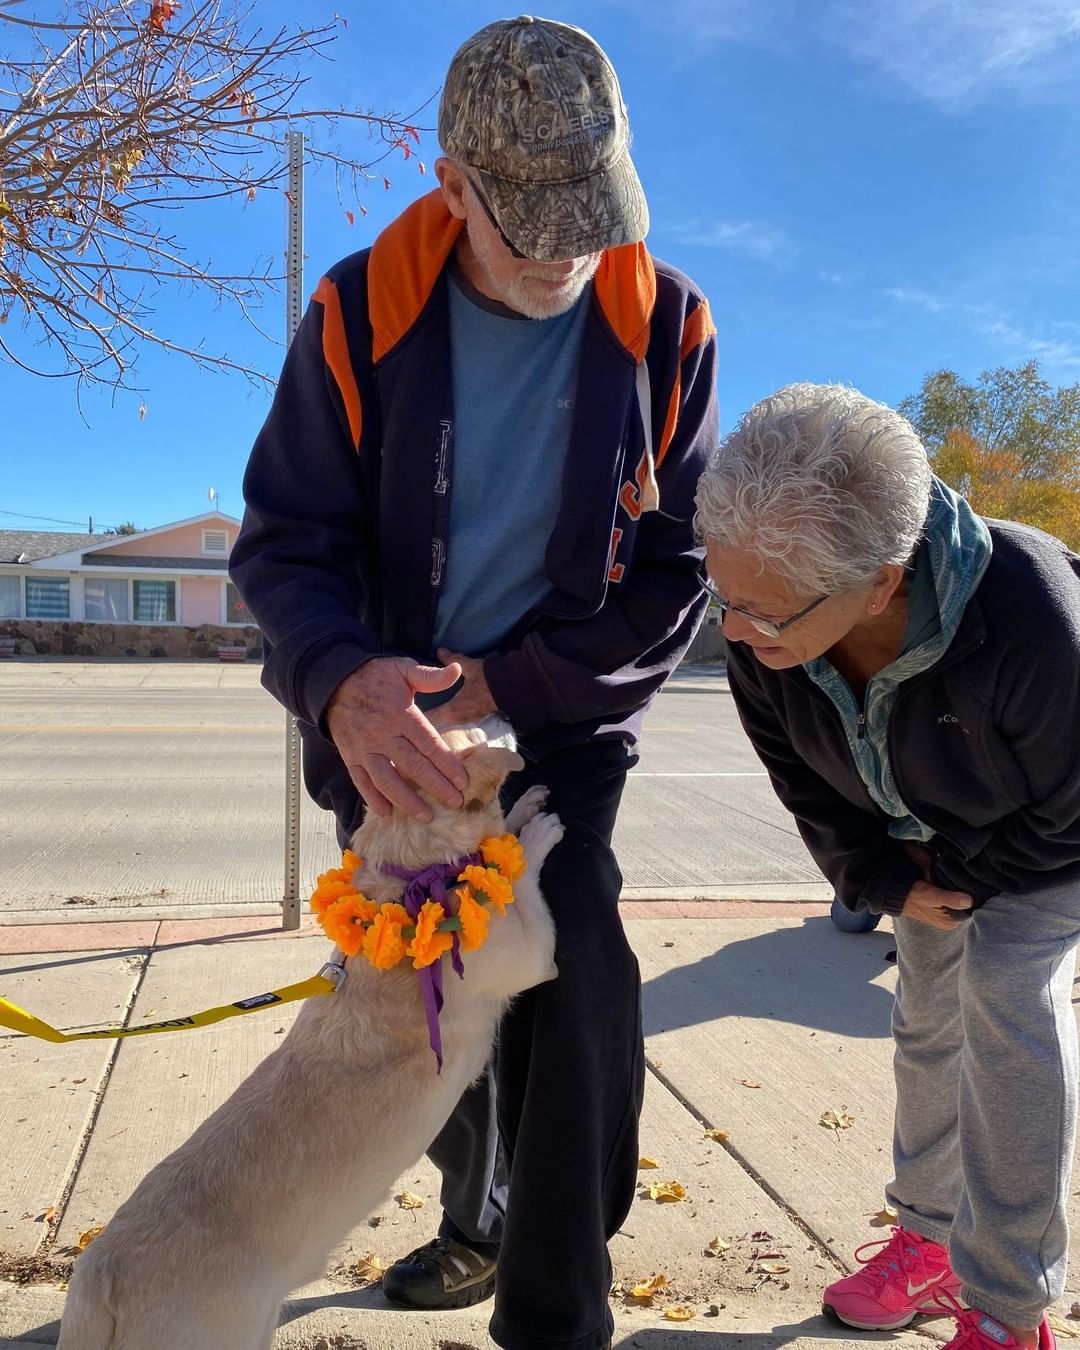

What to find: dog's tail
left=57, top=1260, right=116, bottom=1350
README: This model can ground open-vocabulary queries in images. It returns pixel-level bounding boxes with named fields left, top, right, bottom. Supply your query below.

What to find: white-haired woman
left=695, top=383, right=1080, bottom=1350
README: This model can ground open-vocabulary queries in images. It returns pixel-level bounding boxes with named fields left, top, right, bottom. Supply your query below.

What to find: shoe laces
left=852, top=1226, right=940, bottom=1291
left=933, top=1299, right=1003, bottom=1350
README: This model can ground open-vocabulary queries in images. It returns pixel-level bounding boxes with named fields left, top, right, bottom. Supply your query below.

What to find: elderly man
left=230, top=17, right=717, bottom=1350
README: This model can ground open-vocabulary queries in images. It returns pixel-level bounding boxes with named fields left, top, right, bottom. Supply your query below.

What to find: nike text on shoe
left=822, top=1226, right=962, bottom=1330
left=939, top=1309, right=1056, bottom=1350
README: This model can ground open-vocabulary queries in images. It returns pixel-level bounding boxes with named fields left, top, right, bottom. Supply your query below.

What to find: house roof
left=90, top=554, right=230, bottom=571
left=0, top=530, right=98, bottom=564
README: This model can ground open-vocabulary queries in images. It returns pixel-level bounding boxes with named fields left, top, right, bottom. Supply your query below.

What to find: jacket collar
left=368, top=189, right=657, bottom=365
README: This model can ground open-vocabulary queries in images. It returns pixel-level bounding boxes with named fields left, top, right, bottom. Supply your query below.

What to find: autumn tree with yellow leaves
left=900, top=361, right=1080, bottom=549
left=0, top=0, right=427, bottom=397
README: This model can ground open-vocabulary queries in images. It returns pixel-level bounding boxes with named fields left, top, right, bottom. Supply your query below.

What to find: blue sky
left=4, top=0, right=1080, bottom=533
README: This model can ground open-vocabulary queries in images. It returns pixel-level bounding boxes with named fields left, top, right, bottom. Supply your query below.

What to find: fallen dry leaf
left=1069, top=1303, right=1080, bottom=1320
left=820, top=1108, right=856, bottom=1132
left=739, top=1079, right=762, bottom=1089
left=663, top=1305, right=696, bottom=1321
left=648, top=1180, right=687, bottom=1203
left=704, top=1128, right=729, bottom=1143
left=870, top=1205, right=899, bottom=1227
left=77, top=1226, right=105, bottom=1251
left=638, top=1156, right=660, bottom=1170
left=757, top=1260, right=791, bottom=1275
left=353, top=1253, right=384, bottom=1284
left=628, top=1272, right=668, bottom=1303
left=704, top=1236, right=731, bottom=1257
left=395, top=1190, right=425, bottom=1211
left=38, top=1208, right=57, bottom=1225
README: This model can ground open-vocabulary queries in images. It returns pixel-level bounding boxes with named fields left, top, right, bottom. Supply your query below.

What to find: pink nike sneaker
left=822, top=1227, right=962, bottom=1329
left=941, top=1309, right=1056, bottom=1350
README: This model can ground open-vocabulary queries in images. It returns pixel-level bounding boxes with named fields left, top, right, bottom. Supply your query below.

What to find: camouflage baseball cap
left=438, top=16, right=649, bottom=262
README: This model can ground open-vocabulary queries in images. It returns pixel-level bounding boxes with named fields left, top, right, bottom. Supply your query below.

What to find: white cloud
left=664, top=217, right=793, bottom=262
left=598, top=0, right=1080, bottom=108
left=827, top=0, right=1080, bottom=108
left=885, top=286, right=1080, bottom=369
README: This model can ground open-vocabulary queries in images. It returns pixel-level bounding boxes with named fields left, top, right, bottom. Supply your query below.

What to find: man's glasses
left=468, top=179, right=528, bottom=259
left=699, top=573, right=829, bottom=639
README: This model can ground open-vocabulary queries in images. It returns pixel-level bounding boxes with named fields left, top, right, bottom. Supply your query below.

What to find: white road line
left=629, top=771, right=768, bottom=777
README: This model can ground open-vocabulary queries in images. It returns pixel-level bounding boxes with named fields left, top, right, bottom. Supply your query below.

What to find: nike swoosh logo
left=906, top=1274, right=945, bottom=1298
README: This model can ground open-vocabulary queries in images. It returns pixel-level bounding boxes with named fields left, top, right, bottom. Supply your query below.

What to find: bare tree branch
left=0, top=0, right=432, bottom=399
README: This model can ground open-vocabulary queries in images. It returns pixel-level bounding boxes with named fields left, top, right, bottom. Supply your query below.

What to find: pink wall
left=180, top=578, right=223, bottom=626
left=93, top=519, right=238, bottom=560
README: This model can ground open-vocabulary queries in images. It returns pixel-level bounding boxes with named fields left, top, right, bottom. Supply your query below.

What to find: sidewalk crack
left=645, top=1056, right=849, bottom=1275
left=36, top=951, right=153, bottom=1259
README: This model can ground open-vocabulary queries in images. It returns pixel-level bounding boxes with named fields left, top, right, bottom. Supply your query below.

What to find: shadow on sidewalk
left=642, top=915, right=895, bottom=1039
left=617, top=1317, right=916, bottom=1346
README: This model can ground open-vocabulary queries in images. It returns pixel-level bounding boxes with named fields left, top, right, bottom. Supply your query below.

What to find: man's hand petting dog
left=326, top=658, right=469, bottom=821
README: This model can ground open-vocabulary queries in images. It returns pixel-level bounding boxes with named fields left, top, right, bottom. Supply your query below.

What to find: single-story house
left=0, top=512, right=261, bottom=658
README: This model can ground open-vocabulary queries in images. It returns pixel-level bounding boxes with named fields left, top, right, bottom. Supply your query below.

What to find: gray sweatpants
left=887, top=882, right=1080, bottom=1327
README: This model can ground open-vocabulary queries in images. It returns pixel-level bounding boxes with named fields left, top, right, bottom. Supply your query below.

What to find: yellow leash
left=0, top=960, right=346, bottom=1044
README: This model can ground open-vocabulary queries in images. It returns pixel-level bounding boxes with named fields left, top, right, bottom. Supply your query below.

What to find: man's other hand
left=429, top=647, right=499, bottom=727
left=326, top=658, right=469, bottom=821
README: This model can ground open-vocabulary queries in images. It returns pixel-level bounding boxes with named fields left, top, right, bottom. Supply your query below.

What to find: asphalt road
left=0, top=661, right=829, bottom=918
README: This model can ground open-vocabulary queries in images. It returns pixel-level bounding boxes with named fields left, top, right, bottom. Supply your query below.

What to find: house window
left=225, top=582, right=249, bottom=625
left=25, top=576, right=70, bottom=619
left=202, top=529, right=229, bottom=556
left=0, top=575, right=19, bottom=618
left=85, top=577, right=130, bottom=622
left=133, top=579, right=176, bottom=622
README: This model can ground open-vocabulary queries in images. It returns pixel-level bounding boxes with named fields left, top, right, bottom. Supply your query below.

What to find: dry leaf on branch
left=395, top=1190, right=425, bottom=1210
left=647, top=1180, right=687, bottom=1203
left=704, top=1128, right=729, bottom=1143
left=628, top=1272, right=668, bottom=1303
left=77, top=1226, right=105, bottom=1251
left=637, top=1156, right=660, bottom=1170
left=820, top=1109, right=856, bottom=1132
left=663, top=1305, right=696, bottom=1321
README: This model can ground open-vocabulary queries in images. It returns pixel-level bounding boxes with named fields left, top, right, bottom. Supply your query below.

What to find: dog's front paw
left=505, top=785, right=549, bottom=834
left=518, top=811, right=564, bottom=870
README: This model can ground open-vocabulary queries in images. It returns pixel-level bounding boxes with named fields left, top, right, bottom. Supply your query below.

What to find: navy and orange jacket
left=231, top=190, right=719, bottom=832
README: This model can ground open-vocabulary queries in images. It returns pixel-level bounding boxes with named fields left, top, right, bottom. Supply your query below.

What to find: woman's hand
left=902, top=879, right=974, bottom=931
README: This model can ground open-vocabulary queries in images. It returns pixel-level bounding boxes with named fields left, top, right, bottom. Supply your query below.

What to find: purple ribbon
left=381, top=853, right=479, bottom=1072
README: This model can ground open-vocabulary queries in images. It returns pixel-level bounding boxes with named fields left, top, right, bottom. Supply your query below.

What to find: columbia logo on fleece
left=936, top=713, right=969, bottom=734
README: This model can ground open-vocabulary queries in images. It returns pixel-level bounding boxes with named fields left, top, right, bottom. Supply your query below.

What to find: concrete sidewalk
left=2, top=907, right=1078, bottom=1349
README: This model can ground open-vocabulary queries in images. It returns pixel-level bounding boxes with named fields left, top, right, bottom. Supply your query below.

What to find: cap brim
left=473, top=147, right=649, bottom=263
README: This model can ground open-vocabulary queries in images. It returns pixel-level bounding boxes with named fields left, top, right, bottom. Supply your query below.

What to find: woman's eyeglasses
left=699, top=573, right=829, bottom=639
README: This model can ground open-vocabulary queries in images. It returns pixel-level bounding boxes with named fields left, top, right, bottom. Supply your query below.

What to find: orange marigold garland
left=309, top=838, right=523, bottom=971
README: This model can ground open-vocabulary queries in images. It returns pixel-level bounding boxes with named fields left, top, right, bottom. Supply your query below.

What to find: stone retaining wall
left=0, top=619, right=263, bottom=659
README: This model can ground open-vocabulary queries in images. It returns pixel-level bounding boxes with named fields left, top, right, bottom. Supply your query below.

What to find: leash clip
left=318, top=952, right=348, bottom=991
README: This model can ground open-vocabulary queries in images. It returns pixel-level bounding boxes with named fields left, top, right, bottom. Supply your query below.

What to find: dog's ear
left=459, top=745, right=524, bottom=809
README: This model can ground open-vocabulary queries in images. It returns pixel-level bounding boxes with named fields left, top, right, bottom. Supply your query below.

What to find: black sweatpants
left=430, top=737, right=645, bottom=1350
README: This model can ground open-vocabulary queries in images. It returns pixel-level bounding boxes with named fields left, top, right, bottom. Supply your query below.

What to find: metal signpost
left=282, top=130, right=305, bottom=929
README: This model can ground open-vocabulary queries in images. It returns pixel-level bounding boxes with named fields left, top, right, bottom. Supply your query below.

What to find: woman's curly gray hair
left=694, top=383, right=933, bottom=594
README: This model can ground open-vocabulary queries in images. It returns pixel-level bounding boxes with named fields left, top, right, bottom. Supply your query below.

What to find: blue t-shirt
left=432, top=267, right=591, bottom=656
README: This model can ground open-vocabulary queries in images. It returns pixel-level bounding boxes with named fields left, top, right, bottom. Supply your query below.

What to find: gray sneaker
left=381, top=1236, right=497, bottom=1310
